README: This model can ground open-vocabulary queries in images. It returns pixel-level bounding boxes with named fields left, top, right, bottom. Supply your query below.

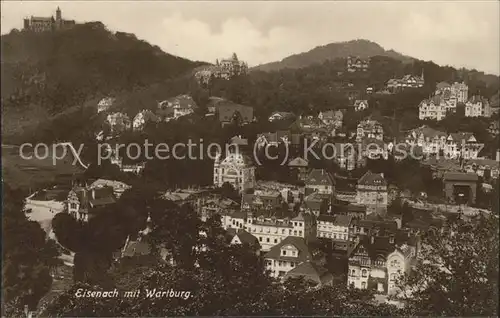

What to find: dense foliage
left=2, top=184, right=61, bottom=316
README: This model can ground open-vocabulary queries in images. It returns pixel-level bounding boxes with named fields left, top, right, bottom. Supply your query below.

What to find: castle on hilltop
left=23, top=7, right=76, bottom=32
left=195, top=53, right=248, bottom=85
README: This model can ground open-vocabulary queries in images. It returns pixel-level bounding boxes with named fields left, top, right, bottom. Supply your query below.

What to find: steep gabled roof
left=284, top=261, right=331, bottom=285
left=357, top=171, right=387, bottom=187
left=305, top=169, right=334, bottom=186
left=233, top=229, right=260, bottom=247
left=265, top=236, right=312, bottom=263
left=288, top=157, right=309, bottom=167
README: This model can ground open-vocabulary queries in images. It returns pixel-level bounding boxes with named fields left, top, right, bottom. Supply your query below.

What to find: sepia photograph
left=1, top=1, right=499, bottom=317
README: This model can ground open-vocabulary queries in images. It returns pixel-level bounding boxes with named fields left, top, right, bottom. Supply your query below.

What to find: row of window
left=267, top=260, right=297, bottom=268
left=318, top=232, right=348, bottom=240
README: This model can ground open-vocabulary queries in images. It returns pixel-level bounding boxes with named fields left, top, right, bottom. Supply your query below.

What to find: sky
left=1, top=1, right=499, bottom=75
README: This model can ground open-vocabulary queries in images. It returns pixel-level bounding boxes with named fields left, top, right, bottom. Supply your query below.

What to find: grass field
left=2, top=144, right=85, bottom=191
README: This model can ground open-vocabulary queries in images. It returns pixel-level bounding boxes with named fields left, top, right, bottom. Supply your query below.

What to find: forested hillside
left=1, top=22, right=206, bottom=137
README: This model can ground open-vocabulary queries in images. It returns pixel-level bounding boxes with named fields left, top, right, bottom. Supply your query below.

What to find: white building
left=213, top=152, right=256, bottom=193
left=246, top=211, right=315, bottom=252
left=356, top=171, right=388, bottom=214
left=158, top=94, right=198, bottom=121
left=435, top=81, right=468, bottom=104
left=444, top=132, right=483, bottom=160
left=264, top=236, right=315, bottom=278
left=348, top=236, right=417, bottom=295
left=316, top=214, right=352, bottom=241
left=465, top=96, right=491, bottom=118
left=97, top=97, right=115, bottom=113
left=356, top=119, right=383, bottom=142
left=354, top=100, right=369, bottom=112
left=132, top=110, right=158, bottom=131
left=418, top=96, right=451, bottom=121
left=405, top=125, right=448, bottom=157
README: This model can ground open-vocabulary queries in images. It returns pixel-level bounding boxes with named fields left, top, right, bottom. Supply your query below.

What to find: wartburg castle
left=23, top=7, right=76, bottom=32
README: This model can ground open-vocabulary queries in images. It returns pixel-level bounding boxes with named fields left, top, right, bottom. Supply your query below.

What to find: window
left=282, top=250, right=287, bottom=256
left=70, top=203, right=77, bottom=209
left=274, top=239, right=278, bottom=243
left=282, top=229, right=285, bottom=234
left=362, top=269, right=368, bottom=277
left=291, top=262, right=295, bottom=267
left=361, top=282, right=366, bottom=289
left=298, top=231, right=302, bottom=236
left=266, top=238, right=270, bottom=243
left=259, top=237, right=262, bottom=242
left=293, top=230, right=297, bottom=236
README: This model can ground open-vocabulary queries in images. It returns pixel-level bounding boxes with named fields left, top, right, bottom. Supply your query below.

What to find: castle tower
left=56, top=7, right=62, bottom=21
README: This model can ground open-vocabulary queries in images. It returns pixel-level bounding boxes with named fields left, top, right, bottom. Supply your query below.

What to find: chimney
left=380, top=172, right=384, bottom=178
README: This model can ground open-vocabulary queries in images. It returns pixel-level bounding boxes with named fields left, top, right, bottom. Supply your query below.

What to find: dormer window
left=282, top=250, right=287, bottom=256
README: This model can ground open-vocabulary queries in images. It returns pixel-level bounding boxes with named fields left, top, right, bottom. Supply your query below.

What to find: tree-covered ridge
left=1, top=22, right=206, bottom=135
left=252, top=39, right=414, bottom=72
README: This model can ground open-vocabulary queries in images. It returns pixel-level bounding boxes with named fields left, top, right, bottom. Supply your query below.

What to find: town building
left=346, top=56, right=369, bottom=72
left=316, top=214, right=352, bottom=241
left=200, top=196, right=239, bottom=221
left=97, top=97, right=115, bottom=114
left=443, top=172, right=478, bottom=205
left=265, top=236, right=322, bottom=278
left=67, top=184, right=116, bottom=222
left=288, top=157, right=310, bottom=182
left=255, top=131, right=294, bottom=149
left=318, top=110, right=343, bottom=128
left=356, top=171, right=388, bottom=214
left=444, top=132, right=483, bottom=160
left=106, top=112, right=131, bottom=134
left=405, top=125, right=447, bottom=158
left=301, top=192, right=332, bottom=216
left=418, top=95, right=453, bottom=121
left=216, top=102, right=254, bottom=126
left=246, top=211, right=315, bottom=251
left=213, top=151, right=256, bottom=193
left=465, top=96, right=491, bottom=118
left=332, top=143, right=357, bottom=171
left=241, top=190, right=284, bottom=211
left=230, top=229, right=261, bottom=253
left=356, top=119, right=383, bottom=142
left=347, top=235, right=417, bottom=295
left=463, top=159, right=500, bottom=179
left=88, top=179, right=131, bottom=198
left=23, top=7, right=76, bottom=32
left=132, top=110, right=159, bottom=131
left=305, top=169, right=335, bottom=196
left=353, top=100, right=369, bottom=112
left=435, top=81, right=468, bottom=103
left=386, top=72, right=424, bottom=92
left=158, top=95, right=198, bottom=121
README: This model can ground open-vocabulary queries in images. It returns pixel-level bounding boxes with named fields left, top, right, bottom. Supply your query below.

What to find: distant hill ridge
left=252, top=39, right=415, bottom=72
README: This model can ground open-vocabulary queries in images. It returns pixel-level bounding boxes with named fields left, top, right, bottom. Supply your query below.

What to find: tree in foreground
left=397, top=214, right=499, bottom=316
